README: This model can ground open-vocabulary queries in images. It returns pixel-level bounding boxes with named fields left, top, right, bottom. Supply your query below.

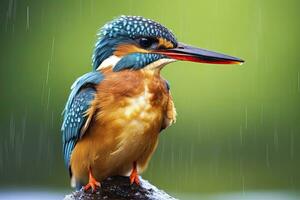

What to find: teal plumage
left=92, top=16, right=177, bottom=70
left=62, top=72, right=103, bottom=169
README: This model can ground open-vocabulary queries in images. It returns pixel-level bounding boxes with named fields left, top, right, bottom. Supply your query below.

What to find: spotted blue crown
left=92, top=15, right=178, bottom=71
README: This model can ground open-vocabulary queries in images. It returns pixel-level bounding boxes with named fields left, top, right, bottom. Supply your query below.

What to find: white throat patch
left=144, top=58, right=176, bottom=70
left=96, top=56, right=176, bottom=71
left=96, top=55, right=121, bottom=70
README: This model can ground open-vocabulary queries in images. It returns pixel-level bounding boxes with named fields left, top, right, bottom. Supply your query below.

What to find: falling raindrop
left=189, top=143, right=194, bottom=167
left=297, top=71, right=300, bottom=92
left=290, top=131, right=294, bottom=160
left=26, top=6, right=30, bottom=31
left=51, top=111, right=54, bottom=128
left=245, top=105, right=248, bottom=129
left=9, top=114, right=15, bottom=148
left=266, top=144, right=270, bottom=168
left=273, top=127, right=278, bottom=150
left=260, top=104, right=264, bottom=124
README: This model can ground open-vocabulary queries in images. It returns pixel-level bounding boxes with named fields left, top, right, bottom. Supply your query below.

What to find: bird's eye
left=138, top=37, right=158, bottom=49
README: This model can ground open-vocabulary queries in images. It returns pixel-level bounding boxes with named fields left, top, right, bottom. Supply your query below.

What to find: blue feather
left=113, top=53, right=166, bottom=72
left=62, top=72, right=103, bottom=117
left=92, top=36, right=133, bottom=70
left=61, top=71, right=103, bottom=168
left=92, top=15, right=178, bottom=70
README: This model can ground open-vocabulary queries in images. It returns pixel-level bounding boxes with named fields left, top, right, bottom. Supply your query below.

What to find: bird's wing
left=61, top=71, right=103, bottom=169
left=161, top=80, right=177, bottom=131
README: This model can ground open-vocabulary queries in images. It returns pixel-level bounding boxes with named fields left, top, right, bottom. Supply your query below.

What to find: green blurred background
left=0, top=0, right=299, bottom=199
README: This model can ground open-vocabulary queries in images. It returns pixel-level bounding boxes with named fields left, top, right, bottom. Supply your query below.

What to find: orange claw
left=84, top=167, right=101, bottom=192
left=129, top=161, right=140, bottom=185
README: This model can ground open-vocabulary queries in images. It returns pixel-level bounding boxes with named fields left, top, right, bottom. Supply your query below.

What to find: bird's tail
left=71, top=176, right=84, bottom=190
left=70, top=175, right=76, bottom=188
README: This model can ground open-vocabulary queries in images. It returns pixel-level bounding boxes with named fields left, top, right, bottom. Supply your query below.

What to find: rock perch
left=64, top=176, right=177, bottom=200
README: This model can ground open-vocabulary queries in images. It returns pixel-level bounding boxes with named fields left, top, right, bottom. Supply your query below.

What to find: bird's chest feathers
left=124, top=85, right=154, bottom=121
left=97, top=69, right=168, bottom=135
left=94, top=69, right=168, bottom=159
left=119, top=81, right=167, bottom=136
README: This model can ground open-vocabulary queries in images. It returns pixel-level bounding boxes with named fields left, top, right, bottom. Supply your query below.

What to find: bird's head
left=92, top=15, right=244, bottom=72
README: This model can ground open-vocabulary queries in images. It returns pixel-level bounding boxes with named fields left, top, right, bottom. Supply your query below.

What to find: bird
left=61, top=15, right=244, bottom=191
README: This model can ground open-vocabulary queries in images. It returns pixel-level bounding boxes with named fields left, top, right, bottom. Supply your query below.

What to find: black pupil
left=139, top=37, right=155, bottom=48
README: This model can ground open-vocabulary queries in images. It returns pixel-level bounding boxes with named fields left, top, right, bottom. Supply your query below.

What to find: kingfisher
left=61, top=15, right=244, bottom=191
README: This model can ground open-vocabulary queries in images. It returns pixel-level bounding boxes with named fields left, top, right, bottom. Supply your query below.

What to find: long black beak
left=155, top=42, right=244, bottom=65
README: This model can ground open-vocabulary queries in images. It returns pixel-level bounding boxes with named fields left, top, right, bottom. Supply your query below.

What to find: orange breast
left=95, top=68, right=169, bottom=125
left=70, top=68, right=171, bottom=183
left=71, top=68, right=169, bottom=181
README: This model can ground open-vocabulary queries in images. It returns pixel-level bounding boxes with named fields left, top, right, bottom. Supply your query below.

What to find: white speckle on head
left=96, top=55, right=122, bottom=70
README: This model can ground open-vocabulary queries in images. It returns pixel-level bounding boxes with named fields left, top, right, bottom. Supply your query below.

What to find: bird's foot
left=84, top=178, right=101, bottom=192
left=84, top=168, right=101, bottom=192
left=129, top=161, right=140, bottom=185
left=130, top=172, right=140, bottom=185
